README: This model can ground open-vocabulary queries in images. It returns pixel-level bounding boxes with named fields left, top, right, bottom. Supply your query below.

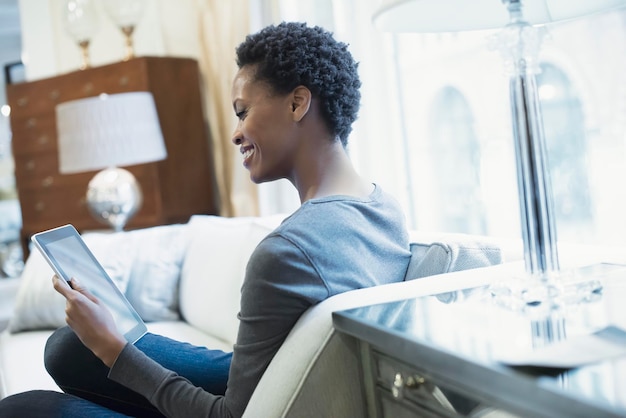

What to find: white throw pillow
left=179, top=215, right=286, bottom=346
left=124, top=224, right=187, bottom=322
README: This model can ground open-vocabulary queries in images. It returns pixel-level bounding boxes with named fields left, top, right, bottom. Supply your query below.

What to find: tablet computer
left=31, top=224, right=147, bottom=344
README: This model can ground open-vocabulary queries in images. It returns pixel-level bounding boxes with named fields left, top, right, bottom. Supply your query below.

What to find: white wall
left=18, top=0, right=172, bottom=81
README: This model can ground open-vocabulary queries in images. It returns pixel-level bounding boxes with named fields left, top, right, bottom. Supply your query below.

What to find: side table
left=333, top=265, right=626, bottom=418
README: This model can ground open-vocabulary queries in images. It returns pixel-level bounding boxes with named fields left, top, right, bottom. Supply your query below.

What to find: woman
left=0, top=22, right=411, bottom=417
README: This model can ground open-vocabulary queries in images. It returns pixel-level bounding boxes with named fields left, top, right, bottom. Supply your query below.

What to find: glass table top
left=334, top=263, right=626, bottom=417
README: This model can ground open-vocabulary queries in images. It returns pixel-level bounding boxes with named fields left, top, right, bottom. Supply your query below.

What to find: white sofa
left=0, top=214, right=507, bottom=417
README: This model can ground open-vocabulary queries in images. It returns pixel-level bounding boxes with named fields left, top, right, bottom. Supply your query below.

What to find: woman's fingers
left=50, top=274, right=126, bottom=367
left=52, top=275, right=72, bottom=296
left=68, top=277, right=100, bottom=304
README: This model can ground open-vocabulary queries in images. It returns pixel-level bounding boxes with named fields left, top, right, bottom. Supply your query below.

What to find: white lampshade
left=56, top=91, right=166, bottom=232
left=56, top=91, right=167, bottom=174
left=373, top=0, right=626, bottom=32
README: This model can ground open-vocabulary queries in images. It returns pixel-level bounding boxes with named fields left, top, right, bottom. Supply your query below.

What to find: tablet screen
left=32, top=225, right=147, bottom=343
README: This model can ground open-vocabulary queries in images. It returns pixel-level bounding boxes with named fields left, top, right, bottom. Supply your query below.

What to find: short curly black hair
left=235, top=22, right=361, bottom=147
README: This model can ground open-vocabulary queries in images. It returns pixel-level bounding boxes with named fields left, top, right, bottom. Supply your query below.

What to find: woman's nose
left=231, top=130, right=242, bottom=145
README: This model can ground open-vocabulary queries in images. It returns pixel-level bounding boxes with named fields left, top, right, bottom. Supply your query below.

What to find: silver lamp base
left=86, top=167, right=143, bottom=232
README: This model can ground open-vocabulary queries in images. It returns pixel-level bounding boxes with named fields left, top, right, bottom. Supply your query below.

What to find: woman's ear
left=291, top=86, right=311, bottom=122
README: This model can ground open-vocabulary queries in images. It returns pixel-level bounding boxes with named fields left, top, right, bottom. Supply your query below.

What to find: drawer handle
left=42, top=176, right=54, bottom=187
left=392, top=372, right=457, bottom=412
left=392, top=372, right=425, bottom=399
left=17, top=97, right=28, bottom=107
left=34, top=201, right=45, bottom=212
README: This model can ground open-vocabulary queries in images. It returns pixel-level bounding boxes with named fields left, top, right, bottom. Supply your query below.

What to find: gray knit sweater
left=108, top=184, right=411, bottom=417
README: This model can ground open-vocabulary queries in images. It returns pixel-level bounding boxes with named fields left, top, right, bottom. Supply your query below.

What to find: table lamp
left=56, top=92, right=167, bottom=232
left=373, top=0, right=626, bottom=308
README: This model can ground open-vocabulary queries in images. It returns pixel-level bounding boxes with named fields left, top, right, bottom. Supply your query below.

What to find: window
left=267, top=1, right=626, bottom=249
left=538, top=62, right=593, bottom=242
left=426, top=86, right=486, bottom=234
left=363, top=5, right=626, bottom=248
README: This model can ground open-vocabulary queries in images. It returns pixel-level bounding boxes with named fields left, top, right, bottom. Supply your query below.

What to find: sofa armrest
left=243, top=263, right=520, bottom=417
left=244, top=230, right=507, bottom=417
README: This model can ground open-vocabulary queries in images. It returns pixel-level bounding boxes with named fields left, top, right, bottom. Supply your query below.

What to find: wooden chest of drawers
left=7, top=57, right=219, bottom=257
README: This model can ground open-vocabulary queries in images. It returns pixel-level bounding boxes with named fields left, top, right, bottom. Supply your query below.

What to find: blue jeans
left=0, top=326, right=232, bottom=417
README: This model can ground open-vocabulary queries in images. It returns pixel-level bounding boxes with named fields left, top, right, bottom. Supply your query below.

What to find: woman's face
left=231, top=66, right=299, bottom=184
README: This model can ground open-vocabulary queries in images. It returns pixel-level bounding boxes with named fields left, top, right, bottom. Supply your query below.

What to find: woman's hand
left=52, top=275, right=127, bottom=368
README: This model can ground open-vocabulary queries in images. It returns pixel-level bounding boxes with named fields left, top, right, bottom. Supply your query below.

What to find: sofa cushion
left=145, top=322, right=232, bottom=352
left=0, top=320, right=229, bottom=399
left=179, top=215, right=285, bottom=347
left=0, top=330, right=59, bottom=397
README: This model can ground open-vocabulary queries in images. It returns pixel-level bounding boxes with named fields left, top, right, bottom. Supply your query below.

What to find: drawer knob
left=42, top=176, right=54, bottom=187
left=34, top=201, right=45, bottom=211
left=405, top=375, right=425, bottom=388
left=392, top=372, right=426, bottom=399
left=17, top=97, right=28, bottom=107
left=392, top=373, right=405, bottom=399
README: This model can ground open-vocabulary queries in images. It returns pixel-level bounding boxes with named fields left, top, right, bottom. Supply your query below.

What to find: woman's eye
left=236, top=109, right=247, bottom=120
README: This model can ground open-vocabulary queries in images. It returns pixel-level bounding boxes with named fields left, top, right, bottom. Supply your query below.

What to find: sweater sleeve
left=109, top=344, right=232, bottom=418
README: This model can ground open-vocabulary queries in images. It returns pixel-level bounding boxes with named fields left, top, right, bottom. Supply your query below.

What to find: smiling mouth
left=241, top=146, right=255, bottom=166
